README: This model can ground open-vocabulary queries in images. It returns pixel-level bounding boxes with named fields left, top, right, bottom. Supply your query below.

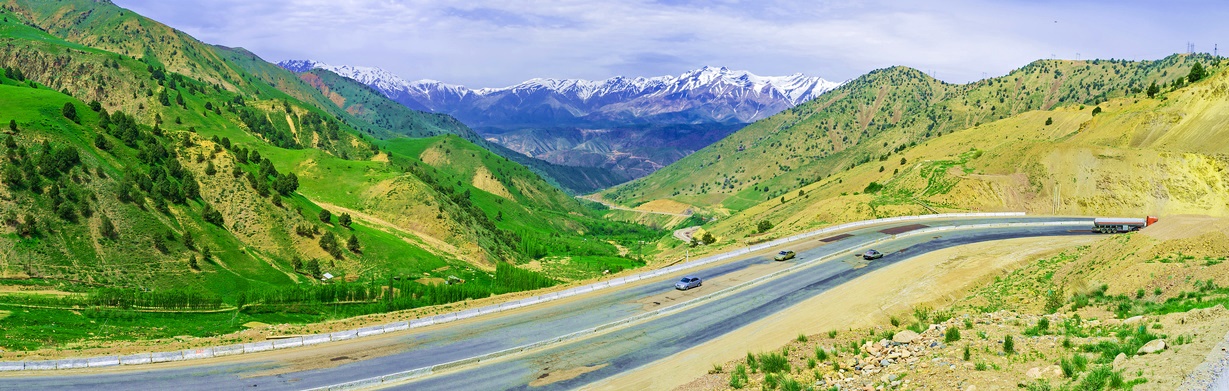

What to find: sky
left=113, top=0, right=1229, bottom=88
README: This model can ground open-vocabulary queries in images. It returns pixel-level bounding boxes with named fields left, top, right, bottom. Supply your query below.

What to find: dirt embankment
left=652, top=215, right=1229, bottom=391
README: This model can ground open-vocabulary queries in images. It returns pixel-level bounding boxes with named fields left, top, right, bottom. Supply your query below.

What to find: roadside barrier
left=306, top=219, right=1088, bottom=390
left=0, top=212, right=1052, bottom=372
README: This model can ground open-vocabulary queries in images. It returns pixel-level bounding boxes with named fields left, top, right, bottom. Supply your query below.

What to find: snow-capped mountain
left=277, top=60, right=842, bottom=127
left=278, top=60, right=843, bottom=180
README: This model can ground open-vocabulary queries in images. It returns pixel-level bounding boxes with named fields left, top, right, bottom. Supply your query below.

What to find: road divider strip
left=0, top=213, right=1038, bottom=372
left=308, top=219, right=1088, bottom=390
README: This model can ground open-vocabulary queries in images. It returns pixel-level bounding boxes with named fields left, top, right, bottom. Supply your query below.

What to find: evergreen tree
left=304, top=259, right=321, bottom=278
left=347, top=234, right=361, bottom=253
left=1146, top=81, right=1160, bottom=98
left=100, top=215, right=119, bottom=240
left=61, top=102, right=78, bottom=123
left=8, top=119, right=15, bottom=132
left=319, top=209, right=332, bottom=224
left=1188, top=62, right=1207, bottom=83
left=338, top=213, right=352, bottom=229
left=183, top=230, right=195, bottom=250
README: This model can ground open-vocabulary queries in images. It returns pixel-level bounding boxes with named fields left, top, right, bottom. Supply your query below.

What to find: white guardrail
left=307, top=219, right=1088, bottom=390
left=0, top=212, right=1040, bottom=373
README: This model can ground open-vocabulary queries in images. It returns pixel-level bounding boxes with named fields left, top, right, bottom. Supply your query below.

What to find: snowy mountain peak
left=278, top=59, right=843, bottom=123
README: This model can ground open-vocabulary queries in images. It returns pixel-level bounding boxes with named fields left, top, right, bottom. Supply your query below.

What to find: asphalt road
left=0, top=216, right=1094, bottom=390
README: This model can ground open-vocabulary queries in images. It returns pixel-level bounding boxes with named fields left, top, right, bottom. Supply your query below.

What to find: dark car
left=863, top=249, right=883, bottom=260
left=774, top=250, right=796, bottom=261
left=675, top=276, right=702, bottom=290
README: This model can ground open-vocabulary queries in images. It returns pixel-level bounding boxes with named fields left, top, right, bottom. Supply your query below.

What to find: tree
left=273, top=173, right=298, bottom=195
left=319, top=209, right=332, bottom=224
left=304, top=258, right=321, bottom=278
left=291, top=256, right=303, bottom=271
left=319, top=231, right=341, bottom=258
left=62, top=102, right=78, bottom=123
left=7, top=119, right=15, bottom=132
left=188, top=255, right=199, bottom=270
left=1091, top=106, right=1102, bottom=116
left=17, top=214, right=36, bottom=237
left=338, top=213, right=352, bottom=229
left=900, top=157, right=907, bottom=165
left=100, top=215, right=119, bottom=240
left=1188, top=62, right=1207, bottom=83
left=1044, top=117, right=1053, bottom=126
left=701, top=232, right=716, bottom=245
left=1003, top=335, right=1015, bottom=354
left=183, top=230, right=196, bottom=250
left=1146, top=81, right=1160, bottom=98
left=347, top=234, right=361, bottom=253
left=202, top=204, right=224, bottom=227
left=757, top=220, right=773, bottom=233
left=204, top=161, right=217, bottom=176
left=94, top=134, right=111, bottom=150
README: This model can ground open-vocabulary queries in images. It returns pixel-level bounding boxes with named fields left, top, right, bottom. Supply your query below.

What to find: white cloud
left=114, top=0, right=1227, bottom=87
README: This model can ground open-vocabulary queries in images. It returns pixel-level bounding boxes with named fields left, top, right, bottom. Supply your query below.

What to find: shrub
left=863, top=181, right=883, bottom=194
left=758, top=351, right=790, bottom=374
left=945, top=327, right=961, bottom=342
left=963, top=345, right=971, bottom=361
left=1045, top=117, right=1053, bottom=126
left=728, top=364, right=748, bottom=389
left=319, top=209, right=332, bottom=224
left=1003, top=335, right=1016, bottom=354
left=796, top=333, right=807, bottom=342
left=815, top=347, right=828, bottom=361
left=756, top=220, right=773, bottom=233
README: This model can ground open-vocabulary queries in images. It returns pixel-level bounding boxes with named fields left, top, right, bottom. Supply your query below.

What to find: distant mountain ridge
left=278, top=60, right=841, bottom=127
left=279, top=60, right=841, bottom=181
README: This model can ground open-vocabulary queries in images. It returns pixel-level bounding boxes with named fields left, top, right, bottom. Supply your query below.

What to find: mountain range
left=279, top=60, right=840, bottom=179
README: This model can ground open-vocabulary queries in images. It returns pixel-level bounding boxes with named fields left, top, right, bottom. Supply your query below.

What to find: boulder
left=1113, top=353, right=1127, bottom=369
left=1123, top=315, right=1145, bottom=325
left=1025, top=365, right=1064, bottom=379
left=1136, top=339, right=1167, bottom=355
left=893, top=330, right=920, bottom=344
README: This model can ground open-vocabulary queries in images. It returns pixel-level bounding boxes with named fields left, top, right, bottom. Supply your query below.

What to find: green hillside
left=290, top=68, right=630, bottom=193
left=0, top=0, right=660, bottom=351
left=602, top=55, right=1215, bottom=213
left=641, top=56, right=1229, bottom=262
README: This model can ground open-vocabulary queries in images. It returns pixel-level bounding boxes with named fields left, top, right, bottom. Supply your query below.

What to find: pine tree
left=319, top=209, right=332, bottom=224
left=347, top=234, right=361, bottom=253
left=338, top=213, right=352, bottom=229
left=100, top=215, right=119, bottom=240
left=61, top=102, right=78, bottom=123
left=1188, top=62, right=1207, bottom=83
left=9, top=119, right=16, bottom=132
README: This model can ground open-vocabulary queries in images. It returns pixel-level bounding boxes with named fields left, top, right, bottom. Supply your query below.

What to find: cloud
left=112, top=0, right=1226, bottom=87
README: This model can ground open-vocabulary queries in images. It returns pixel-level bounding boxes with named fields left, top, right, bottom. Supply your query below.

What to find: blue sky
left=114, top=0, right=1228, bottom=87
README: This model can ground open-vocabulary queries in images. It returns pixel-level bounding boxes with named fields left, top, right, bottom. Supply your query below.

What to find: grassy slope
left=603, top=56, right=1215, bottom=213
left=289, top=68, right=630, bottom=193
left=0, top=0, right=661, bottom=350
left=668, top=59, right=1229, bottom=257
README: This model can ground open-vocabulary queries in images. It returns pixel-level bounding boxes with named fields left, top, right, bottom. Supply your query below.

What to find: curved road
left=1, top=217, right=1094, bottom=390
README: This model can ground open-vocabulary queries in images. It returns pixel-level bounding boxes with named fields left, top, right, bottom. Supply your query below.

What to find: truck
left=1092, top=216, right=1158, bottom=233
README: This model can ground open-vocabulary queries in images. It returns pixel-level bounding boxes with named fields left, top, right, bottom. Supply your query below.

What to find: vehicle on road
left=774, top=250, right=796, bottom=261
left=675, top=276, right=702, bottom=290
left=1093, top=216, right=1158, bottom=233
left=862, top=249, right=883, bottom=260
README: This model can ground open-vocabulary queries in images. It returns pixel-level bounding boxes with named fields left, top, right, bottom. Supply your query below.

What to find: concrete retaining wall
left=3, top=213, right=1064, bottom=373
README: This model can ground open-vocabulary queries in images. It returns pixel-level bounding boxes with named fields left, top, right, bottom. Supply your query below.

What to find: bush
left=945, top=327, right=961, bottom=342
left=815, top=347, right=828, bottom=361
left=1003, top=335, right=1015, bottom=354
left=1045, top=117, right=1053, bottom=126
left=758, top=351, right=790, bottom=374
left=756, top=220, right=773, bottom=233
left=863, top=181, right=883, bottom=194
left=728, top=364, right=748, bottom=389
left=319, top=209, right=332, bottom=224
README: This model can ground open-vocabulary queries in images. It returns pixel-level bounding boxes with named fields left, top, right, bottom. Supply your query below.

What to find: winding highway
left=0, top=216, right=1095, bottom=390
